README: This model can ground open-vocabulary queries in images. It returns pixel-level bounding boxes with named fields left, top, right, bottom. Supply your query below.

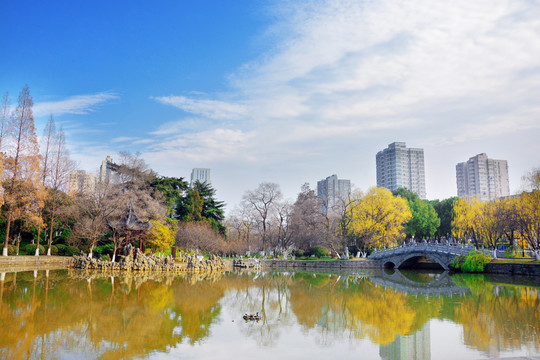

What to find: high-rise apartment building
left=191, top=168, right=211, bottom=187
left=99, top=156, right=115, bottom=184
left=68, top=170, right=96, bottom=194
left=376, top=142, right=426, bottom=199
left=317, top=174, right=351, bottom=214
left=456, top=153, right=509, bottom=201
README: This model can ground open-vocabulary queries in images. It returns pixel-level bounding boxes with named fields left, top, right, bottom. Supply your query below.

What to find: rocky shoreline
left=70, top=246, right=228, bottom=273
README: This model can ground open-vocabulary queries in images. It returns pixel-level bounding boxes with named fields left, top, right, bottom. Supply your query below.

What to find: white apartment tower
left=68, top=170, right=96, bottom=194
left=191, top=168, right=211, bottom=187
left=376, top=142, right=426, bottom=199
left=317, top=174, right=351, bottom=214
left=456, top=153, right=509, bottom=201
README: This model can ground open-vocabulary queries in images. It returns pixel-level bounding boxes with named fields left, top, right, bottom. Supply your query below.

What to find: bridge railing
left=368, top=242, right=485, bottom=260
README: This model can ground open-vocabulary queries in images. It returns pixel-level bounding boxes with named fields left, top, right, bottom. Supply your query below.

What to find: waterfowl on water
left=243, top=312, right=261, bottom=320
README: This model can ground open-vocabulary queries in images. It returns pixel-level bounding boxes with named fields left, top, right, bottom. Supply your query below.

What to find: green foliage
left=307, top=245, right=330, bottom=258
left=150, top=176, right=189, bottom=216
left=455, top=250, right=492, bottom=272
left=23, top=244, right=46, bottom=255
left=175, top=181, right=226, bottom=234
left=393, top=188, right=440, bottom=239
left=94, top=243, right=114, bottom=256
left=101, top=254, right=111, bottom=261
left=450, top=255, right=466, bottom=270
left=55, top=244, right=79, bottom=256
left=294, top=249, right=305, bottom=258
left=430, top=197, right=458, bottom=238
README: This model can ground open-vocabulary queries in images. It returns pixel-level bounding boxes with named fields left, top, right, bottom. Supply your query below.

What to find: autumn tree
left=348, top=187, right=412, bottom=250
left=2, top=86, right=43, bottom=256
left=147, top=219, right=178, bottom=256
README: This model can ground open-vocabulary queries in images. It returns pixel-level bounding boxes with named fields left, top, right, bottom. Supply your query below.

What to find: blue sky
left=2, top=0, right=540, bottom=211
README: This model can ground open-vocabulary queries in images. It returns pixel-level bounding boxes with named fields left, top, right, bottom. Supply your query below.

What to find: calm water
left=0, top=268, right=538, bottom=360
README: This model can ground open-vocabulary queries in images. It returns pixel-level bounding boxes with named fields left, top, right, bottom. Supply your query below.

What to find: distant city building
left=68, top=170, right=96, bottom=194
left=317, top=174, right=351, bottom=214
left=376, top=142, right=426, bottom=199
left=191, top=168, right=211, bottom=187
left=456, top=153, right=509, bottom=201
left=99, top=155, right=115, bottom=184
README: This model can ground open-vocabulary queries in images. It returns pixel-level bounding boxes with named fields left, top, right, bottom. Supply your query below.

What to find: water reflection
left=0, top=269, right=538, bottom=359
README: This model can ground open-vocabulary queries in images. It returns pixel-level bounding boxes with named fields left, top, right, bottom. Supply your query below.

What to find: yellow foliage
left=147, top=219, right=177, bottom=252
left=348, top=187, right=412, bottom=248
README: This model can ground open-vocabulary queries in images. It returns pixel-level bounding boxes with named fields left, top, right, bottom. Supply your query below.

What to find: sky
left=2, top=0, right=540, bottom=212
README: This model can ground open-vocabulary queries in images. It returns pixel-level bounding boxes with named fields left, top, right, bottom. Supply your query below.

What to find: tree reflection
left=0, top=269, right=538, bottom=359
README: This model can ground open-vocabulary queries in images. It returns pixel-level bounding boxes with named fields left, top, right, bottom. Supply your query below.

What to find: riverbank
left=1, top=256, right=539, bottom=276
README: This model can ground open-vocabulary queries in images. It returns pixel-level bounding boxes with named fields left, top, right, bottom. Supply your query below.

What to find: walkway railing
left=368, top=242, right=481, bottom=260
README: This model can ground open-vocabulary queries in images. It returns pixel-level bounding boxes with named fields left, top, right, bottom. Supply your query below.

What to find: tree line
left=0, top=86, right=228, bottom=258
left=1, top=85, right=538, bottom=259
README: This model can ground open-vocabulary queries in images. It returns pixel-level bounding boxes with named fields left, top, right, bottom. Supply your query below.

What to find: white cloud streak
left=34, top=92, right=118, bottom=117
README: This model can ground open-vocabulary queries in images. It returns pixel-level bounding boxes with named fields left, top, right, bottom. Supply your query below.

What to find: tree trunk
left=47, top=207, right=56, bottom=256
left=35, top=227, right=41, bottom=256
left=3, top=215, right=12, bottom=256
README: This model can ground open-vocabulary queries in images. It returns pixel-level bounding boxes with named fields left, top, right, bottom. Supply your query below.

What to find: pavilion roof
left=107, top=202, right=151, bottom=232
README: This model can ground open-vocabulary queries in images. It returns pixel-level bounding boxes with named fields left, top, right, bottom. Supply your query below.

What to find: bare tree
left=44, top=126, right=75, bottom=255
left=289, top=183, right=326, bottom=250
left=175, top=222, right=224, bottom=254
left=271, top=200, right=293, bottom=252
left=72, top=181, right=120, bottom=258
left=241, top=182, right=283, bottom=250
left=0, top=92, right=10, bottom=152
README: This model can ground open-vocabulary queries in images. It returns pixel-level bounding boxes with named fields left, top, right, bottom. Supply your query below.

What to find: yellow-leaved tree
left=348, top=187, right=412, bottom=249
left=147, top=219, right=177, bottom=256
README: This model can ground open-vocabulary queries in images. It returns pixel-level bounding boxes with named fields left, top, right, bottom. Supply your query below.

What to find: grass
left=491, top=258, right=540, bottom=264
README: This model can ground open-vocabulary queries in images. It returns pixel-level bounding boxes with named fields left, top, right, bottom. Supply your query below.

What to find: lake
left=0, top=268, right=538, bottom=359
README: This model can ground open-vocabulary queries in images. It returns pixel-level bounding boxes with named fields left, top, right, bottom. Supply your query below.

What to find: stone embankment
left=71, top=247, right=228, bottom=272
left=0, top=256, right=71, bottom=272
left=485, top=262, right=540, bottom=276
left=263, top=259, right=381, bottom=269
left=232, top=258, right=261, bottom=269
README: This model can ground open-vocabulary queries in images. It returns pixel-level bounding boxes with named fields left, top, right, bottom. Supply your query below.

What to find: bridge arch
left=393, top=252, right=450, bottom=271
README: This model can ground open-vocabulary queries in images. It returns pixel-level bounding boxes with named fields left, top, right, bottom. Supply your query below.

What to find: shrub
left=450, top=255, right=466, bottom=271
left=308, top=245, right=330, bottom=258
left=7, top=244, right=18, bottom=255
left=461, top=250, right=492, bottom=273
left=294, top=249, right=305, bottom=258
left=94, top=243, right=114, bottom=256
left=101, top=254, right=111, bottom=262
left=23, top=244, right=45, bottom=255
left=56, top=244, right=79, bottom=256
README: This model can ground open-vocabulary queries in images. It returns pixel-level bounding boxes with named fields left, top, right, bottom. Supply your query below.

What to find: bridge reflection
left=370, top=269, right=470, bottom=297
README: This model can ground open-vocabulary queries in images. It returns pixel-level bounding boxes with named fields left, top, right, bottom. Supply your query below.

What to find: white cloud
left=148, top=0, right=540, bottom=203
left=34, top=92, right=118, bottom=117
left=153, top=96, right=246, bottom=120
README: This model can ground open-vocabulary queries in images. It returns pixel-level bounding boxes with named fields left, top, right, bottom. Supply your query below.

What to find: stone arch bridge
left=368, top=243, right=479, bottom=270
